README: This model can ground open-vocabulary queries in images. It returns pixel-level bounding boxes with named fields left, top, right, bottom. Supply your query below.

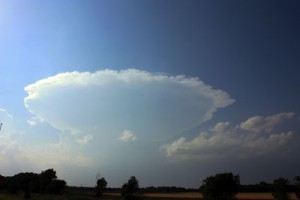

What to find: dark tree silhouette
left=294, top=176, right=300, bottom=200
left=46, top=179, right=66, bottom=194
left=24, top=190, right=31, bottom=199
left=272, top=178, right=290, bottom=200
left=121, top=176, right=139, bottom=200
left=40, top=169, right=57, bottom=193
left=96, top=177, right=107, bottom=197
left=40, top=169, right=57, bottom=181
left=0, top=169, right=66, bottom=195
left=200, top=172, right=240, bottom=200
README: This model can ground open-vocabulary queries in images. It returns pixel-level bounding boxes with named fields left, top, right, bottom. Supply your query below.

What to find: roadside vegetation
left=1, top=170, right=300, bottom=200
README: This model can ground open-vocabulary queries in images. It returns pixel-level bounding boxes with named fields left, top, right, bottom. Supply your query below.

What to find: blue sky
left=0, top=0, right=300, bottom=187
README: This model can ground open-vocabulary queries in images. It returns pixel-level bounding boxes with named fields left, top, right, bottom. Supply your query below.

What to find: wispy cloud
left=77, top=134, right=93, bottom=145
left=163, top=112, right=295, bottom=159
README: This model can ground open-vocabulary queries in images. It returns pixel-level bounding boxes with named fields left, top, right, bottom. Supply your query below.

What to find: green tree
left=272, top=178, right=290, bottom=200
left=294, top=176, right=300, bottom=200
left=200, top=172, right=240, bottom=200
left=121, top=176, right=139, bottom=200
left=96, top=177, right=107, bottom=197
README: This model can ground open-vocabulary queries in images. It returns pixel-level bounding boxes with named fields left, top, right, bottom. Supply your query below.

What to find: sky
left=0, top=0, right=300, bottom=188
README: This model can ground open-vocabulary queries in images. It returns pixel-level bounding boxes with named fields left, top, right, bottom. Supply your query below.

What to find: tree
left=40, top=169, right=57, bottom=181
left=96, top=177, right=107, bottom=197
left=121, top=176, right=139, bottom=200
left=40, top=169, right=57, bottom=193
left=0, top=169, right=66, bottom=195
left=272, top=178, right=290, bottom=200
left=46, top=179, right=66, bottom=194
left=294, top=176, right=300, bottom=200
left=200, top=172, right=240, bottom=200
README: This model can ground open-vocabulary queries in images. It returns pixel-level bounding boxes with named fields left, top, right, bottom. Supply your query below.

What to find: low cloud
left=119, top=130, right=137, bottom=142
left=163, top=112, right=295, bottom=159
left=24, top=69, right=234, bottom=141
left=0, top=108, right=92, bottom=176
left=0, top=135, right=93, bottom=172
left=239, top=112, right=294, bottom=133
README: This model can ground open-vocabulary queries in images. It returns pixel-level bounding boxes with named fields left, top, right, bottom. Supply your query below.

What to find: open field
left=0, top=192, right=68, bottom=200
left=0, top=192, right=298, bottom=200
left=104, top=192, right=298, bottom=200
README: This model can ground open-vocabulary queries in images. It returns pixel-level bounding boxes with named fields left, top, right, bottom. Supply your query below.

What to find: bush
left=46, top=179, right=66, bottom=194
left=200, top=172, right=240, bottom=200
left=24, top=191, right=31, bottom=199
left=272, top=178, right=290, bottom=200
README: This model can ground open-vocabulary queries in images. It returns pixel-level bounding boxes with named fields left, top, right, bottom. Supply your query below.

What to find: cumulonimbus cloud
left=24, top=69, right=235, bottom=141
left=163, top=112, right=295, bottom=159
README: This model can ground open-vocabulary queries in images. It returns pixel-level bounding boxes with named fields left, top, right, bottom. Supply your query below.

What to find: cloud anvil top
left=24, top=69, right=234, bottom=138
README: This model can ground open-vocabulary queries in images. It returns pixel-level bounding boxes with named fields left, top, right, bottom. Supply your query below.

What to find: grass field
left=0, top=191, right=298, bottom=200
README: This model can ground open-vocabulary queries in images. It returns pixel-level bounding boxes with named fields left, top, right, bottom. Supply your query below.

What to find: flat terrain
left=0, top=192, right=68, bottom=200
left=0, top=192, right=298, bottom=200
left=104, top=192, right=298, bottom=200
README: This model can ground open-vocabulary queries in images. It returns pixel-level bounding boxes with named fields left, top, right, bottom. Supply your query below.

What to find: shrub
left=272, top=178, right=290, bottom=200
left=200, top=172, right=240, bottom=200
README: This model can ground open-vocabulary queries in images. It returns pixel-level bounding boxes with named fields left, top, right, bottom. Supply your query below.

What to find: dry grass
left=236, top=193, right=297, bottom=200
left=141, top=192, right=202, bottom=198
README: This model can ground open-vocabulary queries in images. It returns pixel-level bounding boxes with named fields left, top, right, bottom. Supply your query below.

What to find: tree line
left=0, top=169, right=66, bottom=198
left=199, top=173, right=300, bottom=200
left=96, top=173, right=300, bottom=200
left=1, top=169, right=300, bottom=200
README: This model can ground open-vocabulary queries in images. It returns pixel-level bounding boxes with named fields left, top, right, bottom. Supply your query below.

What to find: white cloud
left=239, top=112, right=294, bottom=133
left=0, top=108, right=13, bottom=119
left=119, top=130, right=137, bottom=142
left=212, top=122, right=230, bottom=133
left=24, top=69, right=234, bottom=141
left=20, top=68, right=237, bottom=185
left=0, top=107, right=92, bottom=177
left=27, top=116, right=44, bottom=126
left=163, top=113, right=295, bottom=159
left=0, top=135, right=93, bottom=172
left=77, top=134, right=93, bottom=145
